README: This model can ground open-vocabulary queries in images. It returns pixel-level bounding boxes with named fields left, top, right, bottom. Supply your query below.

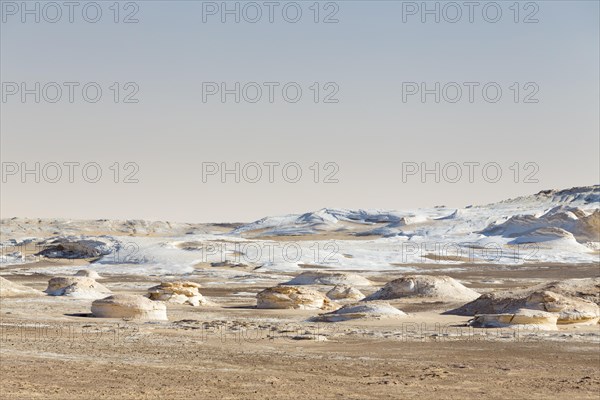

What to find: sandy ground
left=1, top=263, right=600, bottom=400
left=2, top=328, right=599, bottom=400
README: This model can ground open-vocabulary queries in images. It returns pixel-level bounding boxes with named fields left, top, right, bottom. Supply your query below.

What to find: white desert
left=1, top=186, right=599, bottom=399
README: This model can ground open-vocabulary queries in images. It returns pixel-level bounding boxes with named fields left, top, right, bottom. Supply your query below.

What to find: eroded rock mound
left=538, top=278, right=600, bottom=305
left=365, top=275, right=480, bottom=302
left=257, top=286, right=332, bottom=310
left=481, top=206, right=600, bottom=243
left=509, top=227, right=580, bottom=244
left=92, top=294, right=167, bottom=321
left=450, top=291, right=530, bottom=316
left=577, top=209, right=600, bottom=242
left=285, top=271, right=372, bottom=286
left=314, top=302, right=406, bottom=322
left=468, top=309, right=558, bottom=330
left=326, top=285, right=365, bottom=300
left=45, top=276, right=111, bottom=299
left=36, top=236, right=116, bottom=259
left=147, top=281, right=214, bottom=307
left=0, top=276, right=42, bottom=298
left=526, top=291, right=598, bottom=325
left=449, top=280, right=600, bottom=325
left=74, top=269, right=102, bottom=279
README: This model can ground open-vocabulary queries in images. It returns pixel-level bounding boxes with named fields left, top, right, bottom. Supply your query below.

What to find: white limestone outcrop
left=257, top=286, right=332, bottom=310
left=92, top=294, right=168, bottom=321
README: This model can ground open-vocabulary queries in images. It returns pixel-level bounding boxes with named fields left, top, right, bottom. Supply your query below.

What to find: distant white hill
left=1, top=185, right=598, bottom=276
left=231, top=185, right=599, bottom=241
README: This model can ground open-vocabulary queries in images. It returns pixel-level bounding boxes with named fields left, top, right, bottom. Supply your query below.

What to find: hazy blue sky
left=1, top=1, right=599, bottom=222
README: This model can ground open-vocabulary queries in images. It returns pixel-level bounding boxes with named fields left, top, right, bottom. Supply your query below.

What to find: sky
left=1, top=0, right=599, bottom=222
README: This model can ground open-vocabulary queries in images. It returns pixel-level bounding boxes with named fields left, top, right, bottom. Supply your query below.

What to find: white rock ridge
left=481, top=206, right=600, bottom=243
left=91, top=294, right=168, bottom=321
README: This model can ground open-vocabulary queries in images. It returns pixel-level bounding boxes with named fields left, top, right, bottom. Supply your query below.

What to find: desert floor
left=1, top=261, right=599, bottom=400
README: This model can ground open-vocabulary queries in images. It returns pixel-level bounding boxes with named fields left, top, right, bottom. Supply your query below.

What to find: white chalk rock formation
left=326, top=285, right=365, bottom=301
left=285, top=271, right=372, bottom=286
left=469, top=309, right=558, bottom=330
left=91, top=294, right=167, bottom=321
left=481, top=206, right=600, bottom=243
left=45, top=276, right=111, bottom=299
left=449, top=279, right=600, bottom=325
left=74, top=269, right=102, bottom=279
left=257, top=286, right=332, bottom=310
left=147, top=281, right=213, bottom=307
left=365, top=275, right=480, bottom=302
left=449, top=292, right=526, bottom=316
left=538, top=277, right=600, bottom=305
left=314, top=302, right=406, bottom=322
left=525, top=291, right=599, bottom=325
left=0, top=276, right=42, bottom=298
left=37, top=236, right=116, bottom=259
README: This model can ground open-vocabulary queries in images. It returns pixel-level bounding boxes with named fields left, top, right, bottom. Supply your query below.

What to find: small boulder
left=257, top=286, right=332, bottom=310
left=45, top=276, right=111, bottom=299
left=326, top=285, right=365, bottom=301
left=92, top=294, right=167, bottom=321
left=147, top=281, right=214, bottom=307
